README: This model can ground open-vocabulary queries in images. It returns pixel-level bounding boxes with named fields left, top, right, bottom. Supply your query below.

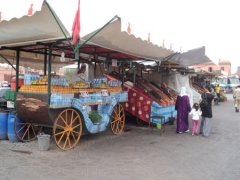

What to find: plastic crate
left=5, top=90, right=16, bottom=101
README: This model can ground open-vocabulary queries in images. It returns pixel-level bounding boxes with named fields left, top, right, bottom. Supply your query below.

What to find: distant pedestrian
left=233, top=85, right=240, bottom=112
left=215, top=84, right=221, bottom=101
left=200, top=88, right=214, bottom=137
left=189, top=103, right=202, bottom=135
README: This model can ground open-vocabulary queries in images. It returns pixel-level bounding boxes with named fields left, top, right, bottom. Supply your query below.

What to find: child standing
left=189, top=103, right=202, bottom=135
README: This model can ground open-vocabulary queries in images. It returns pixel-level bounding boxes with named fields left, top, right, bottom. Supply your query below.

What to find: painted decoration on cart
left=72, top=97, right=117, bottom=133
left=50, top=90, right=127, bottom=134
left=124, top=85, right=153, bottom=122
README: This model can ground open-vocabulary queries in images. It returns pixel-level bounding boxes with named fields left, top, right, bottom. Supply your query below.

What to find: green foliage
left=89, top=111, right=102, bottom=124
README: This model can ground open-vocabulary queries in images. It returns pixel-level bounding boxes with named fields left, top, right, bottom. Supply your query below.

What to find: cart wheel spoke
left=71, top=116, right=78, bottom=127
left=22, top=124, right=30, bottom=140
left=70, top=110, right=74, bottom=126
left=56, top=124, right=65, bottom=130
left=113, top=109, right=118, bottom=117
left=55, top=130, right=66, bottom=136
left=31, top=125, right=36, bottom=137
left=72, top=123, right=81, bottom=130
left=57, top=131, right=66, bottom=145
left=63, top=132, right=70, bottom=149
left=111, top=119, right=119, bottom=124
left=72, top=130, right=81, bottom=135
left=28, top=126, right=30, bottom=140
left=70, top=131, right=77, bottom=142
left=68, top=133, right=72, bottom=148
left=17, top=124, right=27, bottom=134
left=59, top=116, right=68, bottom=127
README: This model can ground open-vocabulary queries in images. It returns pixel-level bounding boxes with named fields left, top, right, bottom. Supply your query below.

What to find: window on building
left=208, top=67, right=212, bottom=72
left=221, top=67, right=224, bottom=71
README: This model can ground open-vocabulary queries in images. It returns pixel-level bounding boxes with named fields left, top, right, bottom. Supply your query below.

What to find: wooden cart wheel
left=53, top=108, right=82, bottom=151
left=111, top=104, right=125, bottom=135
left=14, top=119, right=42, bottom=142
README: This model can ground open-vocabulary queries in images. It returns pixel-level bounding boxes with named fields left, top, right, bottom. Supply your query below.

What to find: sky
left=0, top=0, right=240, bottom=72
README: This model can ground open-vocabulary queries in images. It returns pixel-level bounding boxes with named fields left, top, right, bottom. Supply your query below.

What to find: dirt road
left=0, top=94, right=239, bottom=180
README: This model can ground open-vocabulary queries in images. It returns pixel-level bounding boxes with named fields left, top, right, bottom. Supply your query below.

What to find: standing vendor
left=76, top=63, right=87, bottom=82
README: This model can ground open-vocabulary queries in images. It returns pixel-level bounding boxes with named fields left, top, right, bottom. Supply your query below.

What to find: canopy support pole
left=75, top=40, right=80, bottom=69
left=133, top=64, right=136, bottom=85
left=77, top=15, right=119, bottom=50
left=47, top=44, right=53, bottom=105
left=45, top=0, right=74, bottom=51
left=121, top=62, right=125, bottom=88
left=0, top=54, right=16, bottom=71
left=94, top=61, right=97, bottom=78
left=15, top=49, right=20, bottom=92
left=44, top=49, right=47, bottom=75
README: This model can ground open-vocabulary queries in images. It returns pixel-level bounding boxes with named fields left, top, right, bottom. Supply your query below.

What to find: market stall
left=107, top=71, right=178, bottom=125
left=0, top=1, right=131, bottom=150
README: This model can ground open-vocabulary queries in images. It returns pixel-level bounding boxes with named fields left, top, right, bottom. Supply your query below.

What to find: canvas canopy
left=169, top=46, right=211, bottom=66
left=82, top=19, right=174, bottom=61
left=0, top=1, right=70, bottom=47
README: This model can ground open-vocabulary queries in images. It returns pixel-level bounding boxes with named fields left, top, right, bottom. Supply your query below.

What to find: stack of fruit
left=31, top=76, right=48, bottom=85
left=72, top=81, right=89, bottom=89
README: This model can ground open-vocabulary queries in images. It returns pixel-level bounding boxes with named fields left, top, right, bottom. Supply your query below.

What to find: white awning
left=0, top=1, right=70, bottom=47
left=82, top=19, right=174, bottom=61
left=169, top=46, right=211, bottom=66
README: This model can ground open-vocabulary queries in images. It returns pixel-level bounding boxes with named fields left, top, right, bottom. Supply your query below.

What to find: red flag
left=72, top=0, right=80, bottom=45
left=28, top=4, right=33, bottom=16
left=148, top=33, right=150, bottom=43
left=127, top=22, right=131, bottom=34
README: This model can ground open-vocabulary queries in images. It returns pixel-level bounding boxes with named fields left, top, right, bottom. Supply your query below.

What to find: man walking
left=233, top=85, right=240, bottom=112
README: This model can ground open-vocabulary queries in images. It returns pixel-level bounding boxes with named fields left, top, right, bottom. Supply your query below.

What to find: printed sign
left=101, top=90, right=109, bottom=96
left=80, top=91, right=89, bottom=97
left=112, top=59, right=118, bottom=67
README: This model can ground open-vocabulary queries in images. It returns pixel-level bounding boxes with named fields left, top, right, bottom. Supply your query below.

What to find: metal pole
left=48, top=45, right=53, bottom=105
left=94, top=61, right=97, bottom=78
left=45, top=0, right=74, bottom=51
left=15, top=49, right=20, bottom=92
left=0, top=54, right=16, bottom=71
left=44, top=49, right=47, bottom=75
left=133, top=65, right=136, bottom=85
left=122, top=62, right=125, bottom=88
left=75, top=41, right=80, bottom=69
left=76, top=15, right=119, bottom=51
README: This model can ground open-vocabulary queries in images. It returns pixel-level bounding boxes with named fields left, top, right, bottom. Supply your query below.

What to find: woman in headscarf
left=175, top=87, right=191, bottom=133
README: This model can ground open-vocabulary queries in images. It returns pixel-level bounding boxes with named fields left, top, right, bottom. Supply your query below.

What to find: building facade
left=192, top=60, right=231, bottom=76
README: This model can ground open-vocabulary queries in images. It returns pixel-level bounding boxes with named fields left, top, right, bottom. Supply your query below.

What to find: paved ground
left=0, top=94, right=239, bottom=180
